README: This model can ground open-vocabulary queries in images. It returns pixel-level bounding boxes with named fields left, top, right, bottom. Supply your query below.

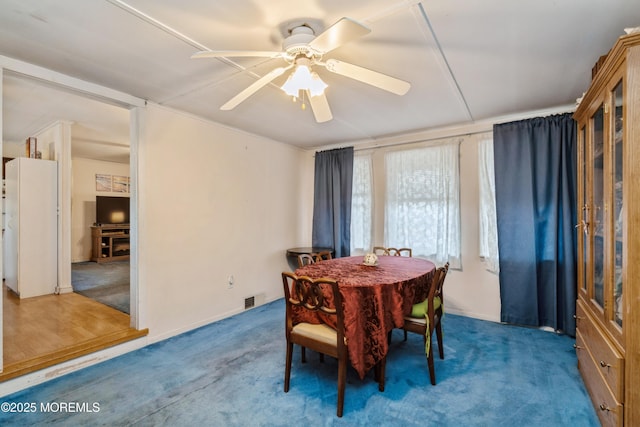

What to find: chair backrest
left=313, top=251, right=333, bottom=262
left=373, top=246, right=412, bottom=257
left=428, top=262, right=450, bottom=317
left=297, top=254, right=315, bottom=268
left=373, top=246, right=390, bottom=256
left=388, top=247, right=412, bottom=257
left=281, top=272, right=346, bottom=344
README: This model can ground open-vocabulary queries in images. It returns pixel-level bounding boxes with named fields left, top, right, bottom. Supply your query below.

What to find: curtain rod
left=352, top=128, right=490, bottom=152
left=321, top=105, right=575, bottom=153
left=309, top=129, right=484, bottom=156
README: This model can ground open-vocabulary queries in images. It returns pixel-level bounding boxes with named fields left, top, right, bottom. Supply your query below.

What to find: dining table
left=294, top=255, right=436, bottom=379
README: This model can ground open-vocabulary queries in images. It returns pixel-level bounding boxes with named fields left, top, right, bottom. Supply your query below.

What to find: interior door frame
left=0, top=56, right=146, bottom=372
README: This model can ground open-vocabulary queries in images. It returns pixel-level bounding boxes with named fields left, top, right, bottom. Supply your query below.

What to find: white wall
left=71, top=158, right=130, bottom=262
left=3, top=141, right=24, bottom=159
left=449, top=134, right=501, bottom=321
left=137, top=104, right=308, bottom=342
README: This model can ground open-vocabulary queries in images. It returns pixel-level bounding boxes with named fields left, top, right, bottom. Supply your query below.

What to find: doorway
left=1, top=68, right=143, bottom=379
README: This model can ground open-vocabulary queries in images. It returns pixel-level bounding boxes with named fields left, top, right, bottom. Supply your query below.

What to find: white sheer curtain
left=478, top=136, right=500, bottom=273
left=384, top=141, right=461, bottom=268
left=350, top=153, right=373, bottom=255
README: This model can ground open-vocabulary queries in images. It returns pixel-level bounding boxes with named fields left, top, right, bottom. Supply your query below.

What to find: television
left=96, top=196, right=130, bottom=225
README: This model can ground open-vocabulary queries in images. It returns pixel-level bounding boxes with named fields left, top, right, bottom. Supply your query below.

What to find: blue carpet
left=0, top=299, right=598, bottom=426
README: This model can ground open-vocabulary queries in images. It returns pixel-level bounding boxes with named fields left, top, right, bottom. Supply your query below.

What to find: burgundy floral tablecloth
left=294, top=255, right=435, bottom=379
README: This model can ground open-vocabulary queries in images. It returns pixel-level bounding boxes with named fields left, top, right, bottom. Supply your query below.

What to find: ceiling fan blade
left=308, top=17, right=370, bottom=54
left=221, top=66, right=292, bottom=110
left=323, top=59, right=410, bottom=95
left=192, top=50, right=283, bottom=59
left=306, top=91, right=333, bottom=123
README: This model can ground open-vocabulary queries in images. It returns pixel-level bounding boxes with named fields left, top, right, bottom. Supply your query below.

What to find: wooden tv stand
left=91, top=224, right=130, bottom=263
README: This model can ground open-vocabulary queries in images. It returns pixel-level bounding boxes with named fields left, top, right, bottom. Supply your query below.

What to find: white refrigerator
left=3, top=157, right=57, bottom=298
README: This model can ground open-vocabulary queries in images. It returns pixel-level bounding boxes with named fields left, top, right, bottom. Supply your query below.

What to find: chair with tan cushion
left=282, top=272, right=385, bottom=417
left=294, top=252, right=328, bottom=363
left=402, top=262, right=449, bottom=385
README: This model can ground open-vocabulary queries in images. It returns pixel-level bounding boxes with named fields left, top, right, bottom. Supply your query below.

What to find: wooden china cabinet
left=574, top=31, right=640, bottom=427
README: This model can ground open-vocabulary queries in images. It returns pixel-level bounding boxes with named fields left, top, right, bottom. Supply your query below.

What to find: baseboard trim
left=445, top=307, right=501, bottom=323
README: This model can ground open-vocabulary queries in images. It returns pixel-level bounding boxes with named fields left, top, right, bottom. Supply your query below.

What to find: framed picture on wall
left=96, top=174, right=112, bottom=192
left=112, top=175, right=129, bottom=193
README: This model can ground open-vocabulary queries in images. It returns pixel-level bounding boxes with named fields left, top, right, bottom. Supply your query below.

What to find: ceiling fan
left=191, top=17, right=411, bottom=123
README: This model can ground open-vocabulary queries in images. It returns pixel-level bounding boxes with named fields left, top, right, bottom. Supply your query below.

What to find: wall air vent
left=244, top=296, right=255, bottom=309
left=244, top=293, right=265, bottom=310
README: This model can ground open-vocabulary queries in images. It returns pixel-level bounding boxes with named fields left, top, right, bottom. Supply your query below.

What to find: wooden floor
left=2, top=285, right=148, bottom=382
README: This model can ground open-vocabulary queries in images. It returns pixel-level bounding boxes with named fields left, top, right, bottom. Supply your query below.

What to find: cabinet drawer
left=576, top=330, right=623, bottom=427
left=576, top=300, right=624, bottom=400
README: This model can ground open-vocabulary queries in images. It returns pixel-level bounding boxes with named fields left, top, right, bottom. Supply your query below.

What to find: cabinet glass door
left=591, top=104, right=605, bottom=309
left=578, top=125, right=588, bottom=294
left=613, top=81, right=623, bottom=327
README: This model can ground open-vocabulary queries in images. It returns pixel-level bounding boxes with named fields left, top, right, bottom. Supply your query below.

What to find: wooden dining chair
left=294, top=252, right=330, bottom=363
left=297, top=254, right=315, bottom=268
left=373, top=246, right=412, bottom=257
left=312, top=250, right=333, bottom=262
left=388, top=247, right=412, bottom=257
left=373, top=246, right=391, bottom=256
left=282, top=272, right=370, bottom=417
left=402, top=262, right=449, bottom=385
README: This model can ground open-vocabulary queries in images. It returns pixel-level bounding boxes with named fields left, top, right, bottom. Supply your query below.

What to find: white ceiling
left=2, top=73, right=131, bottom=163
left=1, top=0, right=639, bottom=158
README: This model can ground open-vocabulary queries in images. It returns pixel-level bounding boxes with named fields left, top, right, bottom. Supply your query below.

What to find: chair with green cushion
left=402, top=262, right=449, bottom=385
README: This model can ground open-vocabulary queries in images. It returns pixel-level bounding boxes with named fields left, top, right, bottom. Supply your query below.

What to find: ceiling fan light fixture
left=309, top=72, right=328, bottom=97
left=281, top=64, right=328, bottom=97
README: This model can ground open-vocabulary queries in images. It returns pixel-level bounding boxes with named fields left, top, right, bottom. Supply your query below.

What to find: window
left=478, top=136, right=500, bottom=273
left=384, top=142, right=461, bottom=267
left=350, top=153, right=373, bottom=254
